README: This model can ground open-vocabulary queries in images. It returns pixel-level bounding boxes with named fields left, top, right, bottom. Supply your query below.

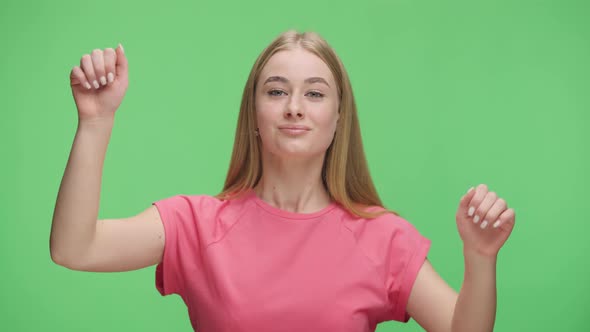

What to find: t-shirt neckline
left=245, top=189, right=338, bottom=220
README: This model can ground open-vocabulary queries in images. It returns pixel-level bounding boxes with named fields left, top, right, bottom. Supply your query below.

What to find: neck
left=254, top=152, right=331, bottom=214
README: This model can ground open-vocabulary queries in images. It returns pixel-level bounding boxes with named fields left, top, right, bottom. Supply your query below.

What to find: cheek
left=317, top=105, right=339, bottom=131
left=256, top=112, right=276, bottom=132
left=255, top=100, right=274, bottom=127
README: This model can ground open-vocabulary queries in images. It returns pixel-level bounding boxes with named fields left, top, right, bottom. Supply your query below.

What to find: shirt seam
left=254, top=199, right=338, bottom=220
left=203, top=202, right=253, bottom=250
left=253, top=193, right=336, bottom=220
left=340, top=220, right=393, bottom=315
left=392, top=240, right=419, bottom=321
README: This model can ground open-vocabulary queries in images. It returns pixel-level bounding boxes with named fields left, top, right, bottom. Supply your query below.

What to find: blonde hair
left=216, top=29, right=399, bottom=219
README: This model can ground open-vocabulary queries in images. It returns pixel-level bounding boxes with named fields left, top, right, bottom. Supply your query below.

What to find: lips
left=278, top=125, right=311, bottom=130
left=277, top=125, right=311, bottom=136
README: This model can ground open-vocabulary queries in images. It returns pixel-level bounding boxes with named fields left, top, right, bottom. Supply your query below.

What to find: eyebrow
left=263, top=75, right=330, bottom=87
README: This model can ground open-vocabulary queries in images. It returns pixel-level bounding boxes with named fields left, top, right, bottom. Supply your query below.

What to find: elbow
left=50, top=247, right=78, bottom=270
left=49, top=236, right=79, bottom=269
left=50, top=248, right=68, bottom=267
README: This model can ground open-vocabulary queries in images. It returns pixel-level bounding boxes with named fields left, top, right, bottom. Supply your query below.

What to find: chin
left=273, top=146, right=327, bottom=159
left=263, top=140, right=330, bottom=159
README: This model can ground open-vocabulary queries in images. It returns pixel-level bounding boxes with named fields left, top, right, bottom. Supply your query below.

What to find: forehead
left=260, top=48, right=335, bottom=85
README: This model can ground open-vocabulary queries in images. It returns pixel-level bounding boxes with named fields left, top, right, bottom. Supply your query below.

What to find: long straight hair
left=215, top=30, right=398, bottom=219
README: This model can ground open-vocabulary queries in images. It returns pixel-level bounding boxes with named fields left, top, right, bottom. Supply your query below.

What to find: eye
left=307, top=91, right=324, bottom=98
left=267, top=89, right=286, bottom=97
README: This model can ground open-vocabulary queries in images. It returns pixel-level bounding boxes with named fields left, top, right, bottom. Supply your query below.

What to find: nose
left=284, top=96, right=304, bottom=119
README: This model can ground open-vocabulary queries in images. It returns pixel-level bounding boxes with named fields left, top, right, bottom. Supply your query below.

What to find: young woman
left=51, top=30, right=516, bottom=332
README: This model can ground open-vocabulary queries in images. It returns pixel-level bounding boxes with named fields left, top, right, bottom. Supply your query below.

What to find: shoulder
left=151, top=192, right=256, bottom=226
left=152, top=193, right=226, bottom=214
left=151, top=193, right=256, bottom=246
left=339, top=206, right=431, bottom=271
left=340, top=206, right=423, bottom=239
left=152, top=192, right=253, bottom=213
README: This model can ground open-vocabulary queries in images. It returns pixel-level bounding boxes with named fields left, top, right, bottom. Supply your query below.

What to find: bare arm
left=406, top=259, right=458, bottom=332
left=50, top=45, right=164, bottom=272
left=406, top=252, right=496, bottom=332
left=49, top=116, right=165, bottom=271
left=50, top=117, right=114, bottom=266
left=407, top=184, right=516, bottom=332
left=451, top=250, right=497, bottom=332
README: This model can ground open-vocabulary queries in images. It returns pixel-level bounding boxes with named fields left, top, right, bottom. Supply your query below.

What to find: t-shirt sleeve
left=386, top=216, right=432, bottom=323
left=151, top=195, right=197, bottom=297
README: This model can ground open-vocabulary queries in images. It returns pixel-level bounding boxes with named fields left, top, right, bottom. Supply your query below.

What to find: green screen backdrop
left=1, top=0, right=588, bottom=331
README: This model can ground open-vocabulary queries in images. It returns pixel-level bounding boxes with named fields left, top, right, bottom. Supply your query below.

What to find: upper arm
left=64, top=205, right=165, bottom=272
left=407, top=258, right=458, bottom=332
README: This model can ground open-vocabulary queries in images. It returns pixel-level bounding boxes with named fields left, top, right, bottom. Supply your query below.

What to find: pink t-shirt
left=152, top=189, right=431, bottom=332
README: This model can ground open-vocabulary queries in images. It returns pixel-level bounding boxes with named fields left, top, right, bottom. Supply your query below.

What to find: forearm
left=451, top=250, right=497, bottom=332
left=50, top=117, right=114, bottom=266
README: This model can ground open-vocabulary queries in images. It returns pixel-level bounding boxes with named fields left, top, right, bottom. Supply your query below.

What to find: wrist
left=78, top=116, right=115, bottom=131
left=463, top=246, right=498, bottom=262
left=463, top=247, right=498, bottom=265
left=463, top=248, right=498, bottom=271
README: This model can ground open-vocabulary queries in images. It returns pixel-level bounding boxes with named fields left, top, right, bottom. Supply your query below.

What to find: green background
left=1, top=0, right=588, bottom=331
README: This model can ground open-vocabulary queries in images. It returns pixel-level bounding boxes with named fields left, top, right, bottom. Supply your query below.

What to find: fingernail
left=480, top=220, right=488, bottom=229
left=468, top=187, right=474, bottom=193
left=107, top=72, right=114, bottom=83
left=468, top=206, right=475, bottom=217
left=100, top=76, right=107, bottom=85
left=84, top=82, right=92, bottom=90
left=473, top=215, right=480, bottom=224
left=93, top=80, right=99, bottom=89
left=119, top=43, right=125, bottom=54
left=493, top=220, right=501, bottom=228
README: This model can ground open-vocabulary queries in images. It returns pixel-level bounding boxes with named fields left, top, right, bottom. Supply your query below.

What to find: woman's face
left=255, top=47, right=340, bottom=159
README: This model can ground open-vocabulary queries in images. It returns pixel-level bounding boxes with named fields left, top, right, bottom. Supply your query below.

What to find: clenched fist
left=69, top=43, right=129, bottom=122
left=456, top=184, right=516, bottom=257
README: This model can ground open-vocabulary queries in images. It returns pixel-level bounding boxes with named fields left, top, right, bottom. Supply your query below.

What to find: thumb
left=115, top=43, right=128, bottom=78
